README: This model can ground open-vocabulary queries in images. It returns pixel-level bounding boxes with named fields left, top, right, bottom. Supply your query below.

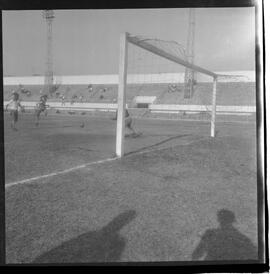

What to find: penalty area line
left=5, top=156, right=118, bottom=189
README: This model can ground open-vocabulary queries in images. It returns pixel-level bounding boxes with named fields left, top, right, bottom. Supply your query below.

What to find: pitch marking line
left=5, top=137, right=206, bottom=189
left=5, top=157, right=118, bottom=189
left=136, top=117, right=255, bottom=124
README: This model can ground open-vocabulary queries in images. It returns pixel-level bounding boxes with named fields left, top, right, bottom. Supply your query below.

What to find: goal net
left=126, top=36, right=186, bottom=110
left=116, top=33, right=218, bottom=157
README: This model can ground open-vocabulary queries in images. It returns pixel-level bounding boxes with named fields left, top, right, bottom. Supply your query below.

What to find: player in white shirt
left=5, top=91, right=24, bottom=131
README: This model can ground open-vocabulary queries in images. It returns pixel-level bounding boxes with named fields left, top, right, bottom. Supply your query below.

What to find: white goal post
left=116, top=32, right=218, bottom=157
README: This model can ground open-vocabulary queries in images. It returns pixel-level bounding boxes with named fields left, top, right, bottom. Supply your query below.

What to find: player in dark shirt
left=35, top=95, right=49, bottom=126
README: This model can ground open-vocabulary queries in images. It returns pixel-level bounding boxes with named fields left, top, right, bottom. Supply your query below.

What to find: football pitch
left=4, top=112, right=258, bottom=263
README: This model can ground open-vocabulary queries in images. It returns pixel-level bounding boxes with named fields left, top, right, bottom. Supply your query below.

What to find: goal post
left=116, top=32, right=218, bottom=157
left=211, top=77, right=218, bottom=137
left=116, top=32, right=128, bottom=157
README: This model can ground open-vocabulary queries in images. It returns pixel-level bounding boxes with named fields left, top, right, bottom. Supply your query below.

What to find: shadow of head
left=217, top=209, right=236, bottom=228
left=32, top=210, right=137, bottom=264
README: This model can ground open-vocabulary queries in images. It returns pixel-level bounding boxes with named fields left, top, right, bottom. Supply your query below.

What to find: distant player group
left=5, top=90, right=141, bottom=137
left=5, top=91, right=50, bottom=130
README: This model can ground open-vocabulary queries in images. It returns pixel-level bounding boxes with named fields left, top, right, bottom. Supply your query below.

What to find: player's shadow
left=191, top=209, right=257, bottom=261
left=32, top=210, right=136, bottom=264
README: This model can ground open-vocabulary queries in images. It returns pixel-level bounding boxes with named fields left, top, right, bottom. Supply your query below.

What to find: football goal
left=116, top=32, right=218, bottom=157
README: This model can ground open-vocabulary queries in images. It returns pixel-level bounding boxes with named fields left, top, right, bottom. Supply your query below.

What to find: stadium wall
left=3, top=101, right=256, bottom=114
left=3, top=70, right=255, bottom=86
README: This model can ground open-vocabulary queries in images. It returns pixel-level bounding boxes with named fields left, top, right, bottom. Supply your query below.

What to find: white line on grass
left=136, top=116, right=255, bottom=124
left=5, top=136, right=206, bottom=189
left=5, top=156, right=118, bottom=189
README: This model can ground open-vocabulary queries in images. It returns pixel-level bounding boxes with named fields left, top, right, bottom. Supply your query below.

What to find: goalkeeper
left=112, top=109, right=141, bottom=137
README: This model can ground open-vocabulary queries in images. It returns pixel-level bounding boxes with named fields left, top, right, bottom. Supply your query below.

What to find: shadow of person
left=192, top=209, right=257, bottom=261
left=32, top=210, right=136, bottom=264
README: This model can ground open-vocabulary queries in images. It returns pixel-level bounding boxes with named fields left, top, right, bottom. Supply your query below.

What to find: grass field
left=5, top=111, right=258, bottom=263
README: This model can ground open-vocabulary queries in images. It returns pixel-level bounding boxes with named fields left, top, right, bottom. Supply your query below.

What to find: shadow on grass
left=32, top=210, right=136, bottom=264
left=125, top=134, right=191, bottom=156
left=192, top=209, right=257, bottom=261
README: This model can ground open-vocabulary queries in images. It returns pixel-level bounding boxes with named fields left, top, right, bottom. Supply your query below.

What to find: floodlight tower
left=184, top=8, right=196, bottom=98
left=42, top=10, right=54, bottom=96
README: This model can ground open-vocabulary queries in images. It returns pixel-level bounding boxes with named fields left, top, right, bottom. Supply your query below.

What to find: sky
left=2, top=7, right=255, bottom=76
